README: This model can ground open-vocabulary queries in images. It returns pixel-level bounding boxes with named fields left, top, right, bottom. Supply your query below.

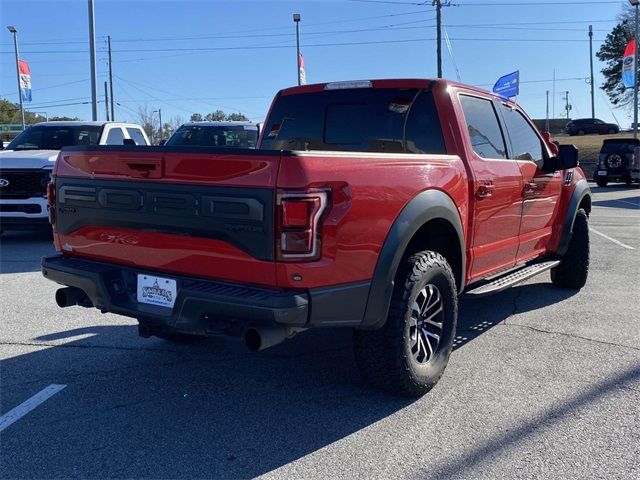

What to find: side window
left=459, top=95, right=507, bottom=159
left=106, top=127, right=124, bottom=145
left=405, top=91, right=446, bottom=154
left=500, top=106, right=543, bottom=163
left=126, top=127, right=148, bottom=145
left=105, top=127, right=125, bottom=145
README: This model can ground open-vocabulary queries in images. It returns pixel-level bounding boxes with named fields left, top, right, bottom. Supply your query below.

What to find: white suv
left=0, top=121, right=149, bottom=233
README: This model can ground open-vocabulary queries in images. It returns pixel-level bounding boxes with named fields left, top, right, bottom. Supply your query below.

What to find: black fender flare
left=556, top=179, right=591, bottom=257
left=359, top=189, right=466, bottom=330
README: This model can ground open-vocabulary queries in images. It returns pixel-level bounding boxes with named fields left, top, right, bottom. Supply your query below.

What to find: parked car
left=593, top=138, right=640, bottom=187
left=565, top=118, right=619, bottom=136
left=0, top=121, right=149, bottom=233
left=165, top=121, right=259, bottom=148
left=42, top=79, right=589, bottom=396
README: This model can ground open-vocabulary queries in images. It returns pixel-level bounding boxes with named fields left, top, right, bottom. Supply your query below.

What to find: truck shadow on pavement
left=0, top=281, right=584, bottom=478
left=0, top=230, right=55, bottom=274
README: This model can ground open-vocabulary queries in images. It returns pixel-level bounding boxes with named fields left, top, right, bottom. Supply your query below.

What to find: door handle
left=476, top=184, right=495, bottom=199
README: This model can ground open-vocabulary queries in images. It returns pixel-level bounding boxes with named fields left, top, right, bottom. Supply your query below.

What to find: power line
left=349, top=0, right=617, bottom=3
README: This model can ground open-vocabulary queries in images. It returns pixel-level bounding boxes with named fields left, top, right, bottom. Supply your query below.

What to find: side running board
left=465, top=259, right=561, bottom=297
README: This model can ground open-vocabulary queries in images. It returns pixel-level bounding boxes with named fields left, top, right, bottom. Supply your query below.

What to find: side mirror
left=544, top=144, right=578, bottom=172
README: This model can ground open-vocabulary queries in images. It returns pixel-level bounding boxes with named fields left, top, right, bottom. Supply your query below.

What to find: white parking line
left=590, top=228, right=636, bottom=250
left=0, top=384, right=66, bottom=433
left=610, top=198, right=639, bottom=208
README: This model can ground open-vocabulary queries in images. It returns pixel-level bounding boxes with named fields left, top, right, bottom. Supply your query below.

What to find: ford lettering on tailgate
left=55, top=178, right=274, bottom=261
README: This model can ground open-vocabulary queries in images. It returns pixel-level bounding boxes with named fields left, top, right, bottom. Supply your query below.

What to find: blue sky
left=0, top=0, right=629, bottom=126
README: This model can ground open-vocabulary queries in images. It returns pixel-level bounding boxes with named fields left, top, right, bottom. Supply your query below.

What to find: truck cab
left=0, top=121, right=149, bottom=233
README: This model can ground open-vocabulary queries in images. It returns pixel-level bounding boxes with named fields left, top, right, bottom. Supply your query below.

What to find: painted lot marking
left=610, top=198, right=639, bottom=208
left=0, top=384, right=66, bottom=433
left=590, top=228, right=635, bottom=250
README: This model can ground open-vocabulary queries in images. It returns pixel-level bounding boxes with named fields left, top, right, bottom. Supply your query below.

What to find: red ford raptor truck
left=42, top=79, right=590, bottom=396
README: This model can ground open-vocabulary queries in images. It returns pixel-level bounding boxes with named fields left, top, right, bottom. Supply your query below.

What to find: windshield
left=260, top=88, right=445, bottom=154
left=6, top=125, right=103, bottom=151
left=166, top=124, right=258, bottom=148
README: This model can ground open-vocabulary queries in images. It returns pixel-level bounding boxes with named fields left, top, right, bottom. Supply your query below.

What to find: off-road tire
left=551, top=209, right=589, bottom=289
left=353, top=251, right=457, bottom=397
left=596, top=177, right=608, bottom=187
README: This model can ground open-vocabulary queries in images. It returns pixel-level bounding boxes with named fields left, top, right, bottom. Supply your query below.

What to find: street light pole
left=632, top=0, right=640, bottom=139
left=293, top=14, right=301, bottom=86
left=88, top=0, right=98, bottom=121
left=7, top=26, right=25, bottom=130
left=545, top=90, right=550, bottom=133
left=589, top=25, right=595, bottom=119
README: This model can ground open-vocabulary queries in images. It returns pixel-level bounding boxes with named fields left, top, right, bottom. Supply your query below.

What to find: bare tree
left=135, top=105, right=159, bottom=143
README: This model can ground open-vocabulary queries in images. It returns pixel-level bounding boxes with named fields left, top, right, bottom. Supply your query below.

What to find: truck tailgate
left=52, top=146, right=281, bottom=286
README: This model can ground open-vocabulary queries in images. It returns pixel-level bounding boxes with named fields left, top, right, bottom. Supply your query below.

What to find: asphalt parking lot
left=1, top=184, right=638, bottom=480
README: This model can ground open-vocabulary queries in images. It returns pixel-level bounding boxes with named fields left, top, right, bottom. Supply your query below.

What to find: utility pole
left=552, top=69, right=556, bottom=119
left=153, top=109, right=163, bottom=143
left=564, top=91, right=571, bottom=120
left=104, top=81, right=109, bottom=121
left=589, top=25, right=595, bottom=118
left=88, top=0, right=98, bottom=121
left=433, top=0, right=442, bottom=78
left=108, top=35, right=115, bottom=121
left=546, top=90, right=550, bottom=132
left=6, top=26, right=25, bottom=130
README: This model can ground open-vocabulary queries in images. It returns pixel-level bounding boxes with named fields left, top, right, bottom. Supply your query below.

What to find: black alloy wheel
left=409, top=284, right=444, bottom=364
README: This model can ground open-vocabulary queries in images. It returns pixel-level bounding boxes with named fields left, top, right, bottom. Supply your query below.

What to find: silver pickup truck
left=0, top=121, right=149, bottom=234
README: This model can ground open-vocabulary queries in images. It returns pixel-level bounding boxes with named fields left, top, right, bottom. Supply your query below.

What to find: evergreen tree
left=597, top=21, right=635, bottom=108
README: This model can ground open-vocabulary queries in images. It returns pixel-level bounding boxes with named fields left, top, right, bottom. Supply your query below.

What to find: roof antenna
left=444, top=27, right=461, bottom=82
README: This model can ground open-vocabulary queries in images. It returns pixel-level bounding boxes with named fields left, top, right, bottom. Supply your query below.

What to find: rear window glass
left=260, top=88, right=446, bottom=154
left=166, top=124, right=258, bottom=148
left=126, top=128, right=148, bottom=146
left=601, top=140, right=639, bottom=153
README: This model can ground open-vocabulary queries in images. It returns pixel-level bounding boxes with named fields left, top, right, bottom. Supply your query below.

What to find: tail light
left=47, top=181, right=56, bottom=226
left=276, top=189, right=330, bottom=262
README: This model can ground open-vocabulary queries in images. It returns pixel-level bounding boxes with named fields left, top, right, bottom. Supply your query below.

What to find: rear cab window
left=167, top=124, right=258, bottom=148
left=260, top=87, right=446, bottom=154
left=126, top=127, right=148, bottom=145
left=458, top=95, right=507, bottom=159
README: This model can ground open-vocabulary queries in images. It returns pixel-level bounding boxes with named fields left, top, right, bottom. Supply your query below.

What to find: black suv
left=565, top=118, right=619, bottom=136
left=594, top=138, right=640, bottom=187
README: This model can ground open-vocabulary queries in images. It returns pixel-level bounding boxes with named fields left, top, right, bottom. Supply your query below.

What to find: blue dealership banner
left=622, top=39, right=636, bottom=89
left=492, top=70, right=519, bottom=98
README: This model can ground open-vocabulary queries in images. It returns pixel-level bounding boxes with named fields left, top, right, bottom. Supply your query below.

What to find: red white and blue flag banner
left=18, top=59, right=32, bottom=102
left=622, top=39, right=636, bottom=89
left=298, top=52, right=307, bottom=85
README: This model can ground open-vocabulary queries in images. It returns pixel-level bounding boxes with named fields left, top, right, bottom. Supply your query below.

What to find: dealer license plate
left=597, top=171, right=607, bottom=176
left=137, top=274, right=177, bottom=308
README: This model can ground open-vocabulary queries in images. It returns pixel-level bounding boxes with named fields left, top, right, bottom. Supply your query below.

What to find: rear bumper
left=41, top=255, right=370, bottom=333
